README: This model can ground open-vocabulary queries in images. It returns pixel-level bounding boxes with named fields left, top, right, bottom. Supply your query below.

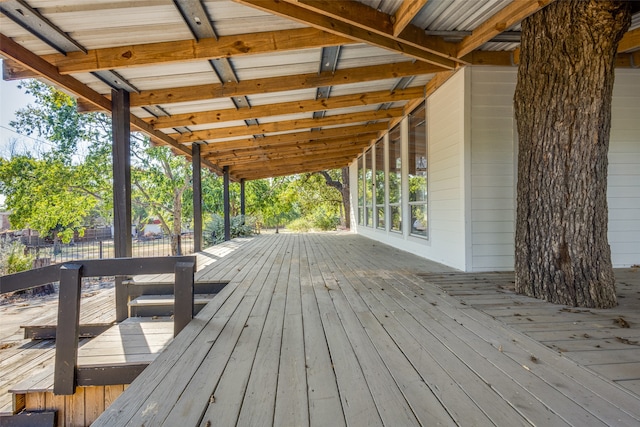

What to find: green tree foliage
left=0, top=155, right=99, bottom=243
left=1, top=81, right=112, bottom=242
left=131, top=140, right=194, bottom=254
left=2, top=80, right=352, bottom=250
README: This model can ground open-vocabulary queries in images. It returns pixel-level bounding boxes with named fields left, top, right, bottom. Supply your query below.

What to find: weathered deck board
left=0, top=237, right=255, bottom=416
left=90, top=233, right=640, bottom=427
left=422, top=269, right=640, bottom=401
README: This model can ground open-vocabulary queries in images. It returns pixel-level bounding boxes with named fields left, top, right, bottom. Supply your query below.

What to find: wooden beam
left=206, top=137, right=374, bottom=163
left=236, top=0, right=459, bottom=69
left=393, top=0, right=428, bottom=37
left=41, top=28, right=350, bottom=74
left=463, top=49, right=636, bottom=69
left=199, top=124, right=387, bottom=153
left=0, top=33, right=111, bottom=111
left=78, top=61, right=443, bottom=111
left=215, top=145, right=368, bottom=167
left=616, top=51, right=640, bottom=68
left=231, top=155, right=355, bottom=175
left=169, top=108, right=401, bottom=143
left=463, top=50, right=517, bottom=66
left=456, top=0, right=554, bottom=58
left=148, top=86, right=424, bottom=129
left=619, top=27, right=640, bottom=53
left=233, top=158, right=356, bottom=180
left=0, top=34, right=223, bottom=174
left=204, top=133, right=378, bottom=157
left=2, top=58, right=38, bottom=80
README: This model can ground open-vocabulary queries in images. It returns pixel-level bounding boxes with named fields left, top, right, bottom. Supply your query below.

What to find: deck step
left=124, top=280, right=228, bottom=297
left=128, top=294, right=214, bottom=317
left=9, top=317, right=174, bottom=397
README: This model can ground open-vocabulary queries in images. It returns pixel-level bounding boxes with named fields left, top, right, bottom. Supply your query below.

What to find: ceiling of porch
left=1, top=0, right=639, bottom=181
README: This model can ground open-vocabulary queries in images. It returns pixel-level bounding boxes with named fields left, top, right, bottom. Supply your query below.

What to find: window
left=408, top=103, right=428, bottom=237
left=364, top=148, right=373, bottom=227
left=388, top=125, right=402, bottom=232
left=374, top=138, right=385, bottom=230
left=357, top=156, right=364, bottom=225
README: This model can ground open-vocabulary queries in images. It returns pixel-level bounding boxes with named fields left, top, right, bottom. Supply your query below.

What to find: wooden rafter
left=40, top=28, right=350, bottom=74
left=235, top=0, right=460, bottom=69
left=206, top=135, right=374, bottom=162
left=619, top=27, right=640, bottom=53
left=204, top=134, right=378, bottom=158
left=463, top=49, right=639, bottom=68
left=0, top=33, right=225, bottom=175
left=456, top=0, right=554, bottom=58
left=78, top=61, right=442, bottom=111
left=148, top=86, right=424, bottom=129
left=229, top=153, right=357, bottom=177
left=2, top=58, right=37, bottom=80
left=199, top=124, right=387, bottom=154
left=231, top=159, right=356, bottom=180
left=169, top=108, right=402, bottom=144
left=393, top=0, right=428, bottom=37
left=214, top=144, right=369, bottom=168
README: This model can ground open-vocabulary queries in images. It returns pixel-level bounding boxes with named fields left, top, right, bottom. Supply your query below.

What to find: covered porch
left=84, top=232, right=640, bottom=427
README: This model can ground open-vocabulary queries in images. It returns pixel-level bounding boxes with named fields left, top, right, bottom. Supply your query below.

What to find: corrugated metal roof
left=414, top=0, right=512, bottom=31
left=1, top=0, right=636, bottom=180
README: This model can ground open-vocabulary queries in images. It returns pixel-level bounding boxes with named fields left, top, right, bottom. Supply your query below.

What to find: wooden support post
left=192, top=143, right=203, bottom=253
left=54, top=264, right=82, bottom=395
left=240, top=178, right=246, bottom=224
left=173, top=261, right=195, bottom=337
left=112, top=88, right=132, bottom=322
left=223, top=166, right=231, bottom=241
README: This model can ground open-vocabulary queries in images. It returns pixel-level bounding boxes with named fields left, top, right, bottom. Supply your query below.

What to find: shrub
left=311, top=209, right=339, bottom=231
left=286, top=218, right=312, bottom=232
left=203, top=214, right=256, bottom=246
left=0, top=241, right=34, bottom=275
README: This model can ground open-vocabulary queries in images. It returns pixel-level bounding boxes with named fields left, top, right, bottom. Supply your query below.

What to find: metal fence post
left=54, top=263, right=83, bottom=395
left=174, top=261, right=195, bottom=337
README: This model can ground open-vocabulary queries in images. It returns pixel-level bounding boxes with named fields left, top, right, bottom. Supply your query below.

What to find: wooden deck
left=0, top=237, right=255, bottom=418
left=420, top=270, right=640, bottom=397
left=92, top=232, right=640, bottom=427
left=0, top=288, right=115, bottom=416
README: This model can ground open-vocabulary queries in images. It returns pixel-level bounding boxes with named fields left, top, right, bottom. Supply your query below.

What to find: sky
left=0, top=59, right=40, bottom=207
left=0, top=60, right=38, bottom=156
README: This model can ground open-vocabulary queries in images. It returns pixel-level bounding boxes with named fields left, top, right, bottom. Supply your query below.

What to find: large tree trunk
left=514, top=1, right=630, bottom=308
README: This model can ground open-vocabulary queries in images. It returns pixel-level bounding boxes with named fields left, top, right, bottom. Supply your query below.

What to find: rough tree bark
left=514, top=0, right=630, bottom=308
left=319, top=167, right=350, bottom=229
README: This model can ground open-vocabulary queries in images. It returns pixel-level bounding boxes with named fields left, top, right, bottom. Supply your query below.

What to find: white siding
left=469, top=67, right=517, bottom=271
left=609, top=69, right=640, bottom=267
left=350, top=69, right=469, bottom=271
left=468, top=67, right=640, bottom=270
left=351, top=66, right=639, bottom=271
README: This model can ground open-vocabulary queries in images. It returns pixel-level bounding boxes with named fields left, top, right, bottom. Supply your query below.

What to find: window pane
left=388, top=125, right=402, bottom=204
left=390, top=205, right=402, bottom=232
left=409, top=103, right=427, bottom=203
left=357, top=156, right=364, bottom=225
left=376, top=206, right=385, bottom=230
left=375, top=139, right=385, bottom=205
left=411, top=204, right=428, bottom=237
left=365, top=149, right=373, bottom=227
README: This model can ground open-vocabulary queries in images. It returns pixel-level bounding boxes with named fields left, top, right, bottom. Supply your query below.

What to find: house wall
left=351, top=68, right=469, bottom=271
left=468, top=67, right=517, bottom=271
left=608, top=69, right=640, bottom=267
left=351, top=66, right=640, bottom=271
left=468, top=67, right=640, bottom=270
